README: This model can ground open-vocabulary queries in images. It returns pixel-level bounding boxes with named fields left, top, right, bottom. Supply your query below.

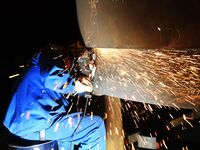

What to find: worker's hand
left=74, top=77, right=93, bottom=94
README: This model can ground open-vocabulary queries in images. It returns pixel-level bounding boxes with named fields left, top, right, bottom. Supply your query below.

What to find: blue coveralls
left=3, top=49, right=106, bottom=150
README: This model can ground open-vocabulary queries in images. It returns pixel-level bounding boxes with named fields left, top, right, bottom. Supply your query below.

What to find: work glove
left=74, top=77, right=93, bottom=94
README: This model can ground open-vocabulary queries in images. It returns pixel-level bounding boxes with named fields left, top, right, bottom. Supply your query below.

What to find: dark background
left=1, top=0, right=200, bottom=149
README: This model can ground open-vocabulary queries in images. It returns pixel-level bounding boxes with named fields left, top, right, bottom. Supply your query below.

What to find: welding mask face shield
left=75, top=48, right=96, bottom=80
left=71, top=48, right=97, bottom=94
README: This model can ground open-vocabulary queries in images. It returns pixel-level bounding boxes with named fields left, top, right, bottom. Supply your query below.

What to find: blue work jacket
left=3, top=49, right=75, bottom=137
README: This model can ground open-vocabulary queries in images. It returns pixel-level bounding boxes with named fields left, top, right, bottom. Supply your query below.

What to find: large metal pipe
left=76, top=0, right=200, bottom=49
left=76, top=0, right=200, bottom=110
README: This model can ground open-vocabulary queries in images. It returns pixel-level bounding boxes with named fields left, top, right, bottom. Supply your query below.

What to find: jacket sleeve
left=36, top=49, right=75, bottom=94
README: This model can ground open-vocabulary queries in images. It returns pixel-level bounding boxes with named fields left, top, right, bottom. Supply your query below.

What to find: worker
left=3, top=44, right=106, bottom=150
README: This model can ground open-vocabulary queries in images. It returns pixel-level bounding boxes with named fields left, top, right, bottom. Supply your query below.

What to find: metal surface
left=76, top=0, right=200, bottom=49
left=76, top=0, right=200, bottom=109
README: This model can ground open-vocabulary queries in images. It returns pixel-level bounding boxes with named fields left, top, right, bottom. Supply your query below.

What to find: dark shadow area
left=121, top=100, right=200, bottom=149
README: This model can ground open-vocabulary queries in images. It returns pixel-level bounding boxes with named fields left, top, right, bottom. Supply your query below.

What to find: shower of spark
left=7, top=48, right=200, bottom=149
left=9, top=73, right=20, bottom=78
left=93, top=48, right=200, bottom=110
